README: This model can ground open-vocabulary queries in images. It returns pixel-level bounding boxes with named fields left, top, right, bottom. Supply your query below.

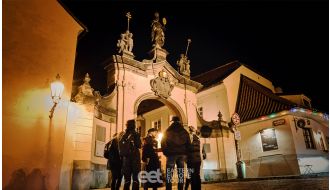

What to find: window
left=198, top=107, right=203, bottom=118
left=153, top=119, right=161, bottom=131
left=96, top=125, right=106, bottom=142
left=95, top=125, right=106, bottom=157
left=302, top=128, right=315, bottom=149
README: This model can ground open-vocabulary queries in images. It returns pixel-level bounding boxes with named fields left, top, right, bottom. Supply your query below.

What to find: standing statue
left=151, top=12, right=166, bottom=48
left=176, top=54, right=190, bottom=78
left=117, top=33, right=126, bottom=54
left=127, top=32, right=134, bottom=52
left=117, top=31, right=134, bottom=54
left=116, top=12, right=134, bottom=55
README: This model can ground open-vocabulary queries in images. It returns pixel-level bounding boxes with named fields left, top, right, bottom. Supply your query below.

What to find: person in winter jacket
left=121, top=119, right=142, bottom=190
left=142, top=128, right=163, bottom=190
left=161, top=116, right=191, bottom=190
left=105, top=133, right=123, bottom=190
left=185, top=126, right=202, bottom=190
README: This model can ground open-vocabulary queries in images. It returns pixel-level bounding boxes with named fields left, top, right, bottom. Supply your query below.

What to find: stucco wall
left=3, top=0, right=83, bottom=189
left=288, top=115, right=329, bottom=174
left=238, top=115, right=300, bottom=177
left=196, top=83, right=237, bottom=179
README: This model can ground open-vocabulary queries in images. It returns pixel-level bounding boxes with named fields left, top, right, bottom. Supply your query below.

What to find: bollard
left=236, top=161, right=246, bottom=179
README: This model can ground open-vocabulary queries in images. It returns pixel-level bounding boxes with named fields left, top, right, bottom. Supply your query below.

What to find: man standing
left=185, top=126, right=202, bottom=190
left=104, top=133, right=123, bottom=190
left=119, top=120, right=142, bottom=190
left=142, top=128, right=162, bottom=190
left=161, top=116, right=191, bottom=190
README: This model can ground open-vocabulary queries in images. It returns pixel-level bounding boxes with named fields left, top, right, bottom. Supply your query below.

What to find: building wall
left=3, top=0, right=83, bottom=189
left=239, top=113, right=329, bottom=177
left=59, top=103, right=94, bottom=189
left=196, top=83, right=237, bottom=179
left=223, top=65, right=275, bottom=116
left=238, top=115, right=300, bottom=177
left=288, top=115, right=329, bottom=174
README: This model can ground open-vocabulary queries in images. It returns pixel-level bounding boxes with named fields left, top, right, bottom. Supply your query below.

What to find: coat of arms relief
left=150, top=70, right=174, bottom=99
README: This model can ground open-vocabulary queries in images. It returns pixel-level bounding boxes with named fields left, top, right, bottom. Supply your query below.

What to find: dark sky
left=61, top=0, right=329, bottom=112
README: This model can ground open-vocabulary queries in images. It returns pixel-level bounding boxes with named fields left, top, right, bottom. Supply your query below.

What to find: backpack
left=103, top=140, right=113, bottom=159
left=118, top=133, right=134, bottom=156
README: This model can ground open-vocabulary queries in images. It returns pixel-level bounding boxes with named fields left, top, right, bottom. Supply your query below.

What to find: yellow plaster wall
left=3, top=0, right=83, bottom=189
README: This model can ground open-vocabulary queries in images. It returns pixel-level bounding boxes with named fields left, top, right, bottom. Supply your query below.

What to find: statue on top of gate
left=177, top=39, right=192, bottom=78
left=116, top=12, right=134, bottom=56
left=151, top=12, right=166, bottom=49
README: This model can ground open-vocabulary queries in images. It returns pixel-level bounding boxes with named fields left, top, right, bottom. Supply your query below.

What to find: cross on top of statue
left=126, top=12, right=132, bottom=31
left=116, top=12, right=134, bottom=57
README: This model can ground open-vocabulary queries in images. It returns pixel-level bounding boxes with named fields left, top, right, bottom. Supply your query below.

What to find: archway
left=133, top=92, right=187, bottom=125
left=134, top=93, right=187, bottom=171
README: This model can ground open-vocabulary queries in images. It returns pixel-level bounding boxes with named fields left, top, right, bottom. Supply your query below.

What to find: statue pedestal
left=148, top=47, right=168, bottom=62
left=122, top=50, right=135, bottom=59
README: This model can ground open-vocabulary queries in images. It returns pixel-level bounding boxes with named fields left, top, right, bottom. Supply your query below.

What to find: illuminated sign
left=272, top=119, right=285, bottom=126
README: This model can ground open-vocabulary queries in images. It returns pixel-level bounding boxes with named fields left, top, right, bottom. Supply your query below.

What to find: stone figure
left=151, top=12, right=165, bottom=48
left=126, top=32, right=134, bottom=52
left=177, top=54, right=190, bottom=78
left=117, top=33, right=126, bottom=54
left=117, top=31, right=134, bottom=54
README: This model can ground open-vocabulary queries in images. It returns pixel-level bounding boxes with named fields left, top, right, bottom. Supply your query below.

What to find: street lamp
left=49, top=74, right=64, bottom=119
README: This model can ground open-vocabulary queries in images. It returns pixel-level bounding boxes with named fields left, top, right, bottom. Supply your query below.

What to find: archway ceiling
left=137, top=99, right=165, bottom=115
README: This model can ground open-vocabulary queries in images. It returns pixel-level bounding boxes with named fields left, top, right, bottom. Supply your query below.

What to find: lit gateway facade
left=63, top=55, right=328, bottom=189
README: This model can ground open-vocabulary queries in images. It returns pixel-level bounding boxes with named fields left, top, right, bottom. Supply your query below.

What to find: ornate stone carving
left=176, top=39, right=192, bottom=78
left=176, top=54, right=190, bottom=78
left=74, top=73, right=96, bottom=104
left=151, top=12, right=166, bottom=48
left=117, top=31, right=134, bottom=54
left=150, top=70, right=174, bottom=99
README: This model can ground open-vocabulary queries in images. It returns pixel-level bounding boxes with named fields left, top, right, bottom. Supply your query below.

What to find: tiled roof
left=236, top=75, right=296, bottom=122
left=192, top=61, right=241, bottom=89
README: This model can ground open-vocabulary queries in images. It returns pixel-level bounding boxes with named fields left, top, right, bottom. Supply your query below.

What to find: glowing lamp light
left=156, top=133, right=163, bottom=149
left=49, top=74, right=64, bottom=118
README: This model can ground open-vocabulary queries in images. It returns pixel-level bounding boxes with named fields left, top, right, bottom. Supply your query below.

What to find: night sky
left=61, top=0, right=329, bottom=112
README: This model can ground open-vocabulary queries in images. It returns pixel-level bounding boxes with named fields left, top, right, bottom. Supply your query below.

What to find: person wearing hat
left=142, top=128, right=163, bottom=190
left=120, top=119, right=142, bottom=190
left=185, top=126, right=202, bottom=190
left=161, top=116, right=191, bottom=190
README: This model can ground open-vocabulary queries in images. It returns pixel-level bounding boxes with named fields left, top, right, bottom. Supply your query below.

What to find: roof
left=192, top=60, right=273, bottom=91
left=192, top=61, right=241, bottom=89
left=236, top=75, right=297, bottom=122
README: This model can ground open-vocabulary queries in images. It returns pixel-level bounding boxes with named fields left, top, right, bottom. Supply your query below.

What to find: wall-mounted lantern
left=49, top=74, right=64, bottom=119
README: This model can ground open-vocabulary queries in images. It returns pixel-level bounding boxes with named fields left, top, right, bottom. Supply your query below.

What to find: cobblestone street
left=98, top=176, right=328, bottom=190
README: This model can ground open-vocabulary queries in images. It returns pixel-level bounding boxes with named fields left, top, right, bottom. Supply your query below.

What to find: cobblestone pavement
left=97, top=176, right=328, bottom=190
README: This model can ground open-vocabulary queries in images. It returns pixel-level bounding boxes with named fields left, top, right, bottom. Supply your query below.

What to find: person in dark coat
left=142, top=128, right=163, bottom=190
left=105, top=133, right=123, bottom=190
left=161, top=116, right=191, bottom=190
left=185, top=126, right=202, bottom=190
left=121, top=119, right=142, bottom=190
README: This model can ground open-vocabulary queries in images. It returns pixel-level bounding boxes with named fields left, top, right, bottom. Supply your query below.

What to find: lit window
left=153, top=119, right=161, bottom=131
left=302, top=128, right=315, bottom=149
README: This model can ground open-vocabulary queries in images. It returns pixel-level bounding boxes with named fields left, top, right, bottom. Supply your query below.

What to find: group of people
left=104, top=116, right=203, bottom=190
